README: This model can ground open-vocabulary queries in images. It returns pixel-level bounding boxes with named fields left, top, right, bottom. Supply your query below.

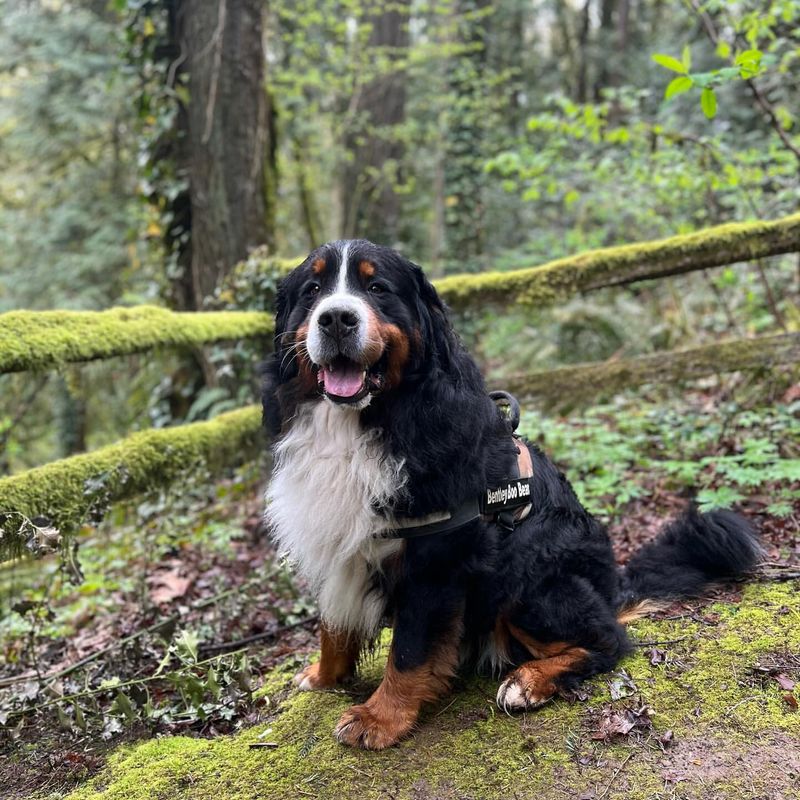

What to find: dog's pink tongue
left=321, top=362, right=364, bottom=397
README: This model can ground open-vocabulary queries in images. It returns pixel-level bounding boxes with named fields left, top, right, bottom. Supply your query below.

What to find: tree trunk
left=341, top=2, right=410, bottom=245
left=165, top=0, right=275, bottom=310
left=443, top=0, right=492, bottom=266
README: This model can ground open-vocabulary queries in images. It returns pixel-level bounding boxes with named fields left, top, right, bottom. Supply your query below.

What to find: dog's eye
left=305, top=282, right=320, bottom=296
left=369, top=282, right=386, bottom=295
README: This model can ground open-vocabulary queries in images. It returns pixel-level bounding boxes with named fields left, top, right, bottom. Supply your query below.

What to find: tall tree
left=140, top=0, right=277, bottom=310
left=443, top=0, right=492, bottom=265
left=341, top=1, right=411, bottom=245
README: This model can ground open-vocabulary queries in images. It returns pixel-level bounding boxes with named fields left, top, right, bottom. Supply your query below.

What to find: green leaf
left=696, top=486, right=745, bottom=511
left=701, top=87, right=717, bottom=119
left=112, top=692, right=137, bottom=721
left=716, top=40, right=732, bottom=59
left=682, top=44, right=692, bottom=71
left=56, top=704, right=72, bottom=731
left=73, top=701, right=87, bottom=732
left=665, top=76, right=693, bottom=100
left=652, top=53, right=687, bottom=74
left=206, top=666, right=221, bottom=700
left=735, top=48, right=763, bottom=66
left=175, top=629, right=200, bottom=664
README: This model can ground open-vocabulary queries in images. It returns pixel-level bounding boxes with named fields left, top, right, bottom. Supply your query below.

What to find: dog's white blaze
left=265, top=401, right=406, bottom=636
left=306, top=241, right=370, bottom=368
left=336, top=241, right=351, bottom=293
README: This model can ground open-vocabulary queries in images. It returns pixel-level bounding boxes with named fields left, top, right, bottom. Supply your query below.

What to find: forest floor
left=0, top=386, right=798, bottom=800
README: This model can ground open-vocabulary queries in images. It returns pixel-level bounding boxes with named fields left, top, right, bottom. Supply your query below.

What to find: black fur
left=262, top=240, right=763, bottom=698
left=620, top=509, right=762, bottom=603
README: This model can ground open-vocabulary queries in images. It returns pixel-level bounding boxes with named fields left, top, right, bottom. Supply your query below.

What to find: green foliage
left=0, top=406, right=262, bottom=556
left=0, top=0, right=148, bottom=311
left=519, top=396, right=800, bottom=520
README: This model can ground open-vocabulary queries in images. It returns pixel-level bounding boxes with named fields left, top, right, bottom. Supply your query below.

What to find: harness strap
left=375, top=434, right=534, bottom=541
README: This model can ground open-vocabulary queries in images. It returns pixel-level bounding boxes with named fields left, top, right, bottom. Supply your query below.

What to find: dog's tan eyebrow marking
left=312, top=258, right=326, bottom=275
left=359, top=261, right=375, bottom=280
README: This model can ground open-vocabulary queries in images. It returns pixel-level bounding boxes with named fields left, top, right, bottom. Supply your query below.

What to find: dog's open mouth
left=317, top=356, right=384, bottom=404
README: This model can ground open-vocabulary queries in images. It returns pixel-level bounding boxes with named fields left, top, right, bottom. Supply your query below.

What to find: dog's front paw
left=496, top=667, right=555, bottom=713
left=334, top=704, right=407, bottom=750
left=293, top=662, right=336, bottom=691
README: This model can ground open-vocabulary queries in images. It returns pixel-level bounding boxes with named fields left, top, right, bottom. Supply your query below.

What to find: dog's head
left=264, top=240, right=454, bottom=427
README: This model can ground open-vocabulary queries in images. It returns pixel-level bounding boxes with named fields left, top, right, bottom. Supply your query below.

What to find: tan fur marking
left=311, top=257, right=326, bottom=275
left=359, top=260, right=375, bottom=280
left=490, top=616, right=512, bottom=664
left=292, top=323, right=318, bottom=395
left=617, top=600, right=666, bottom=625
left=334, top=624, right=460, bottom=750
left=379, top=322, right=410, bottom=389
left=507, top=623, right=575, bottom=659
left=506, top=648, right=587, bottom=698
left=295, top=624, right=362, bottom=689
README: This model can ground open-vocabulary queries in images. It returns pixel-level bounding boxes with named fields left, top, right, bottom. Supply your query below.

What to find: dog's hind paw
left=334, top=704, right=408, bottom=750
left=293, top=662, right=336, bottom=691
left=496, top=670, right=554, bottom=713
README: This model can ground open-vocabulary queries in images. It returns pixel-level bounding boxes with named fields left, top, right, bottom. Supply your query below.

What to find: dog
left=261, top=239, right=762, bottom=750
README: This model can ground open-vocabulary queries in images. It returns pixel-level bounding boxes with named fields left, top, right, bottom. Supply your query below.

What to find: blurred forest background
left=1, top=3, right=799, bottom=787
left=1, top=0, right=798, bottom=472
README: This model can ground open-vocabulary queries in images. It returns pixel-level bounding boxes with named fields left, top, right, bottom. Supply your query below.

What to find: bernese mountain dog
left=261, top=239, right=762, bottom=750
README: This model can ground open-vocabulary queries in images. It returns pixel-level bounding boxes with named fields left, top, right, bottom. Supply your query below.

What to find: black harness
left=375, top=391, right=534, bottom=540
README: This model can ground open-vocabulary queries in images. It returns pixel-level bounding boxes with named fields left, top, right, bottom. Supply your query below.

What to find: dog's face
left=273, top=240, right=446, bottom=407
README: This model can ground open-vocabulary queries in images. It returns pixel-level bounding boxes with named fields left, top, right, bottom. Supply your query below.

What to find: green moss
left=219, top=215, right=800, bottom=315
left=0, top=306, right=273, bottom=375
left=434, top=213, right=800, bottom=311
left=0, top=406, right=262, bottom=558
left=503, top=332, right=800, bottom=407
left=58, top=580, right=800, bottom=800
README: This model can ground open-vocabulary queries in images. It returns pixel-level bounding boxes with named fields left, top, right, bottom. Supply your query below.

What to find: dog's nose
left=318, top=308, right=359, bottom=339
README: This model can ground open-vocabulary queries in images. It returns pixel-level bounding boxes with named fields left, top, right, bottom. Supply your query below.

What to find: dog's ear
left=273, top=278, right=291, bottom=341
left=261, top=278, right=294, bottom=438
left=410, top=263, right=457, bottom=368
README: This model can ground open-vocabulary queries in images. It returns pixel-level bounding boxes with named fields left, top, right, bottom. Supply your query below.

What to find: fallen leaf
left=609, top=670, right=637, bottom=700
left=783, top=693, right=798, bottom=711
left=590, top=705, right=652, bottom=741
left=773, top=673, right=796, bottom=691
left=149, top=570, right=192, bottom=605
left=648, top=647, right=666, bottom=665
left=657, top=729, right=675, bottom=748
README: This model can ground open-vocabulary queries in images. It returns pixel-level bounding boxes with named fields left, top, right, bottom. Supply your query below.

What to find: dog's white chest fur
left=265, top=401, right=406, bottom=636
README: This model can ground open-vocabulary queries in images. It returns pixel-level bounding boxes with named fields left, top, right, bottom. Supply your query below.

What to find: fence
left=1, top=213, right=799, bottom=561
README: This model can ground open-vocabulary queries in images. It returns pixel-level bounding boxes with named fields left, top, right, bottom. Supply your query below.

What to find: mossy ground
left=58, top=580, right=800, bottom=800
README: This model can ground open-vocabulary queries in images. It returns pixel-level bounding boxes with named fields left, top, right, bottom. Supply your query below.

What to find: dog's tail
left=616, top=508, right=763, bottom=618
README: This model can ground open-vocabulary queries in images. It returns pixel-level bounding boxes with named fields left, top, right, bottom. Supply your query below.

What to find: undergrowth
left=519, top=393, right=800, bottom=520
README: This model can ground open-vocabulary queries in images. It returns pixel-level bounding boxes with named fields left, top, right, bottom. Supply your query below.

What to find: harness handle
left=489, top=390, right=521, bottom=432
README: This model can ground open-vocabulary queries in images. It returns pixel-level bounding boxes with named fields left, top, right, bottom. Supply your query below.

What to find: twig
left=0, top=576, right=266, bottom=689
left=596, top=750, right=636, bottom=800
left=685, top=0, right=800, bottom=166
left=757, top=568, right=800, bottom=582
left=745, top=78, right=800, bottom=166
left=753, top=260, right=788, bottom=330
left=200, top=615, right=319, bottom=654
left=0, top=375, right=49, bottom=456
left=4, top=649, right=246, bottom=720
left=631, top=636, right=691, bottom=647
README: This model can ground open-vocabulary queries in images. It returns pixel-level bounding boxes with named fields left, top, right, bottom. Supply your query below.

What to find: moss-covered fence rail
left=0, top=306, right=273, bottom=374
left=0, top=406, right=262, bottom=561
left=502, top=331, right=800, bottom=407
left=434, top=212, right=800, bottom=311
